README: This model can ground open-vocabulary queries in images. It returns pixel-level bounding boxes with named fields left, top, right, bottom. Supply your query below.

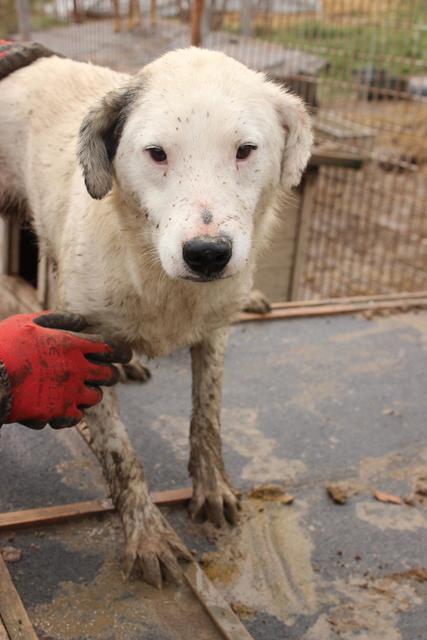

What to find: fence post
left=151, top=0, right=157, bottom=28
left=191, top=0, right=205, bottom=46
left=289, top=167, right=319, bottom=301
left=15, top=0, right=31, bottom=40
left=240, top=0, right=254, bottom=37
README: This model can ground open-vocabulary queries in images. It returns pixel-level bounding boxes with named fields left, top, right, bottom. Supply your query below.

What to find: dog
left=0, top=47, right=312, bottom=587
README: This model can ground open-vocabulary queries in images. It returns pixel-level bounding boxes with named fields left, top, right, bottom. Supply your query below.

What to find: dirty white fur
left=0, top=48, right=312, bottom=586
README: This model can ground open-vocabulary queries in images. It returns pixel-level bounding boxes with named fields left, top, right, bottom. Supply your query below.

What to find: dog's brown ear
left=273, top=87, right=313, bottom=190
left=78, top=84, right=138, bottom=200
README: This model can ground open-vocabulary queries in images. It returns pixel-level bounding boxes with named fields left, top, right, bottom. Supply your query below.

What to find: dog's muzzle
left=183, top=236, right=232, bottom=279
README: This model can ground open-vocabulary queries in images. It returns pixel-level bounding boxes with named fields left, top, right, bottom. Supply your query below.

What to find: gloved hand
left=0, top=312, right=131, bottom=429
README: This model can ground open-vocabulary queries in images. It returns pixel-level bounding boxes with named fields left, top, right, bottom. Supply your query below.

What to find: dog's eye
left=146, top=146, right=167, bottom=164
left=236, top=144, right=257, bottom=161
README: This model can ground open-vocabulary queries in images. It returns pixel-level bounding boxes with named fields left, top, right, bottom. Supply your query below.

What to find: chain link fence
left=2, top=0, right=426, bottom=299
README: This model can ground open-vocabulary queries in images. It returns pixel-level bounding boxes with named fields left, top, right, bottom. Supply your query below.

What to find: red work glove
left=0, top=312, right=131, bottom=429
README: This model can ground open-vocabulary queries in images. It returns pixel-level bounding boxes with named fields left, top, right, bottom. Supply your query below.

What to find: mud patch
left=356, top=501, right=427, bottom=531
left=29, top=517, right=220, bottom=640
left=222, top=408, right=307, bottom=484
left=304, top=571, right=425, bottom=640
left=200, top=498, right=318, bottom=624
left=397, top=313, right=427, bottom=351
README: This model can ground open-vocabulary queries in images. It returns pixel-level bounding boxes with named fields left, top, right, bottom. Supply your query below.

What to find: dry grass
left=301, top=163, right=427, bottom=299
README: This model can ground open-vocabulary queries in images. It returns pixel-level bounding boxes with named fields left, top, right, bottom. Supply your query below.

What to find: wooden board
left=289, top=167, right=318, bottom=300
left=0, top=276, right=41, bottom=320
left=185, top=563, right=254, bottom=640
left=239, top=296, right=427, bottom=323
left=0, top=488, right=192, bottom=531
left=254, top=191, right=299, bottom=301
left=0, top=619, right=9, bottom=640
left=0, top=556, right=38, bottom=640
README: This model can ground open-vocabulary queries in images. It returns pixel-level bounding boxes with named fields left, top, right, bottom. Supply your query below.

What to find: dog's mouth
left=180, top=272, right=233, bottom=283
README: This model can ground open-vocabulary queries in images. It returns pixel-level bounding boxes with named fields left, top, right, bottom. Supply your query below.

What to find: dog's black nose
left=183, top=236, right=232, bottom=278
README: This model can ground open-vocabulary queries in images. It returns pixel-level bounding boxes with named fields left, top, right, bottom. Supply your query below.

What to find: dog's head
left=78, top=48, right=312, bottom=282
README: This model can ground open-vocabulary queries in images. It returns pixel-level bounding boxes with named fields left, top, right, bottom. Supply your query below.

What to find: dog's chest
left=98, top=282, right=241, bottom=358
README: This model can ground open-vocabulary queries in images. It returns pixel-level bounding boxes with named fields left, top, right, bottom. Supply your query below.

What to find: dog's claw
left=189, top=477, right=240, bottom=528
left=124, top=507, right=191, bottom=587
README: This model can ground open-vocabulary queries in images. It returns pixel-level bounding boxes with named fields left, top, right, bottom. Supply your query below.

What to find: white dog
left=0, top=47, right=312, bottom=587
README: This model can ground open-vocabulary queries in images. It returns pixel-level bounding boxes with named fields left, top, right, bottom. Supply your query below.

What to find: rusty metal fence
left=2, top=0, right=427, bottom=299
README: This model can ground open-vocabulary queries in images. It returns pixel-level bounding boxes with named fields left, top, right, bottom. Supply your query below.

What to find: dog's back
left=0, top=56, right=127, bottom=233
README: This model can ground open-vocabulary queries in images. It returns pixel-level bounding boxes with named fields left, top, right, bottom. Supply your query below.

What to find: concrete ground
left=0, top=311, right=426, bottom=639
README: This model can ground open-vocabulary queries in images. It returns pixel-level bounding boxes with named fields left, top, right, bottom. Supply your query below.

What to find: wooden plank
left=184, top=563, right=254, bottom=640
left=0, top=220, right=9, bottom=277
left=269, top=290, right=427, bottom=310
left=0, top=488, right=192, bottom=531
left=289, top=167, right=319, bottom=301
left=0, top=619, right=9, bottom=640
left=309, top=149, right=364, bottom=169
left=0, top=556, right=38, bottom=640
left=239, top=297, right=427, bottom=323
left=253, top=194, right=298, bottom=302
left=0, top=276, right=41, bottom=320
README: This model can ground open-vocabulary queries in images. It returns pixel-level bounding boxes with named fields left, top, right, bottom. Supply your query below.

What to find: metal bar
left=0, top=556, right=38, bottom=640
left=0, top=488, right=192, bottom=531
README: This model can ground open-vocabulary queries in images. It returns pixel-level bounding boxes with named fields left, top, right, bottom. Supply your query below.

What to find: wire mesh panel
left=204, top=0, right=427, bottom=298
left=1, top=1, right=192, bottom=72
left=2, top=0, right=426, bottom=299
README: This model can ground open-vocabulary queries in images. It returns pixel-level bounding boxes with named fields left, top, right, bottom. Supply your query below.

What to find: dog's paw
left=124, top=504, right=192, bottom=588
left=243, top=288, right=272, bottom=314
left=117, top=358, right=151, bottom=383
left=189, top=473, right=241, bottom=528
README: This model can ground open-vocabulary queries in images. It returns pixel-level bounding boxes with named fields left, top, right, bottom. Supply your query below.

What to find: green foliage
left=259, top=3, right=427, bottom=80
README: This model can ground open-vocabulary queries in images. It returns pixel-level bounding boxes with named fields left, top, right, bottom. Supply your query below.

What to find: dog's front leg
left=189, top=328, right=240, bottom=527
left=84, top=389, right=191, bottom=587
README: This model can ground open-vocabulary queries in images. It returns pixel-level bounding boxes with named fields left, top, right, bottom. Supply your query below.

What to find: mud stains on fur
left=201, top=209, right=213, bottom=225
